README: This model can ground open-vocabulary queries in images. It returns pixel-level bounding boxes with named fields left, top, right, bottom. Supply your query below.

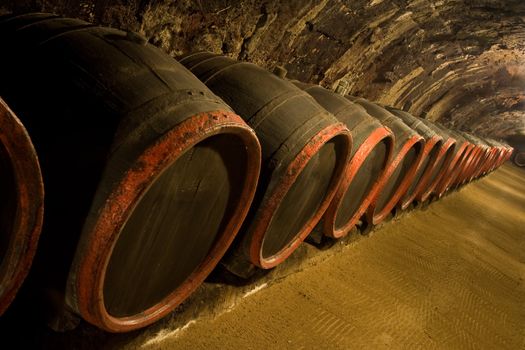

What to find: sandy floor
left=1, top=164, right=523, bottom=349
left=133, top=164, right=525, bottom=350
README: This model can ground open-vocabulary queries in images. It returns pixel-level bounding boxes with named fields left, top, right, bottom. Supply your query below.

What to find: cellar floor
left=129, top=163, right=525, bottom=349
left=2, top=164, right=524, bottom=349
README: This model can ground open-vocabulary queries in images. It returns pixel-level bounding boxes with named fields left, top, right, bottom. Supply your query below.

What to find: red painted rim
left=460, top=146, right=482, bottom=184
left=400, top=135, right=442, bottom=210
left=367, top=134, right=424, bottom=225
left=486, top=148, right=499, bottom=172
left=68, top=111, right=261, bottom=332
left=453, top=143, right=477, bottom=186
left=433, top=141, right=469, bottom=198
left=473, top=146, right=488, bottom=177
left=444, top=143, right=475, bottom=192
left=480, top=148, right=493, bottom=174
left=323, top=126, right=394, bottom=238
left=248, top=123, right=351, bottom=268
left=473, top=147, right=491, bottom=178
left=417, top=137, right=456, bottom=202
left=0, top=98, right=44, bottom=316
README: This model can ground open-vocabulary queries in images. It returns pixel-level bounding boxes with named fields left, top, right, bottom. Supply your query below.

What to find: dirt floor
left=126, top=163, right=525, bottom=349
left=1, top=163, right=523, bottom=349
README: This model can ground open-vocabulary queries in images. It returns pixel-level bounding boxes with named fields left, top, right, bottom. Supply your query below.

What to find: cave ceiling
left=1, top=0, right=524, bottom=139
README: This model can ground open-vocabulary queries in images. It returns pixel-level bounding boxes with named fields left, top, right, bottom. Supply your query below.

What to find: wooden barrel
left=433, top=129, right=471, bottom=197
left=349, top=98, right=423, bottom=225
left=504, top=145, right=513, bottom=164
left=483, top=138, right=506, bottom=174
left=511, top=150, right=525, bottom=167
left=455, top=132, right=485, bottom=187
left=385, top=107, right=444, bottom=210
left=180, top=52, right=351, bottom=269
left=455, top=143, right=477, bottom=184
left=496, top=142, right=513, bottom=167
left=505, top=144, right=515, bottom=163
left=462, top=133, right=490, bottom=182
left=486, top=146, right=500, bottom=173
left=490, top=144, right=506, bottom=170
left=485, top=139, right=505, bottom=171
left=482, top=139, right=501, bottom=174
left=459, top=132, right=487, bottom=184
left=475, top=144, right=492, bottom=176
left=451, top=132, right=478, bottom=186
left=495, top=141, right=512, bottom=168
left=479, top=144, right=494, bottom=176
left=0, top=98, right=44, bottom=316
left=411, top=118, right=457, bottom=202
left=294, top=83, right=394, bottom=238
left=475, top=138, right=493, bottom=178
left=0, top=14, right=261, bottom=332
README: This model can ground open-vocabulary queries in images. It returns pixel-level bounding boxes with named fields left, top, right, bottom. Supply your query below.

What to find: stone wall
left=1, top=0, right=524, bottom=139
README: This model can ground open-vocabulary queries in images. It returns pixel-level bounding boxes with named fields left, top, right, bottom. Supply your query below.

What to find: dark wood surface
left=0, top=13, right=259, bottom=328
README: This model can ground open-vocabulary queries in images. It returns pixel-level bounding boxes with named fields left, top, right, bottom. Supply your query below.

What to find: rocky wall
left=1, top=0, right=524, bottom=139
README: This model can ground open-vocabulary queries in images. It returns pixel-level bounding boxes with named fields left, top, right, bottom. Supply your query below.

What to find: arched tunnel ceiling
left=2, top=0, right=524, bottom=139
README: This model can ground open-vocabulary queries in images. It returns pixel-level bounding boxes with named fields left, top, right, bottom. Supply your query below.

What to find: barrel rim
left=248, top=123, right=351, bottom=269
left=488, top=147, right=501, bottom=171
left=367, top=134, right=424, bottom=225
left=67, top=110, right=261, bottom=332
left=451, top=143, right=478, bottom=187
left=435, top=142, right=472, bottom=197
left=484, top=148, right=494, bottom=172
left=0, top=98, right=44, bottom=316
left=468, top=147, right=484, bottom=179
left=323, top=126, right=394, bottom=238
left=399, top=135, right=443, bottom=210
left=467, top=146, right=488, bottom=181
left=483, top=146, right=495, bottom=173
left=417, top=137, right=457, bottom=202
left=459, top=145, right=483, bottom=184
left=513, top=151, right=525, bottom=167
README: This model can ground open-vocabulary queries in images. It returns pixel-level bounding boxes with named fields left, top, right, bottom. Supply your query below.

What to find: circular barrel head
left=0, top=98, right=44, bottom=316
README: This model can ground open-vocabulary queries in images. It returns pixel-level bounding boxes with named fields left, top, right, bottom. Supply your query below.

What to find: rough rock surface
left=1, top=0, right=524, bottom=138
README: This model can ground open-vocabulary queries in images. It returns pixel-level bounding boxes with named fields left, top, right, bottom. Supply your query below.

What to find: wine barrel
left=349, top=98, right=423, bottom=225
left=0, top=14, right=261, bottom=332
left=294, top=83, right=394, bottom=238
left=482, top=139, right=501, bottom=174
left=486, top=139, right=509, bottom=170
left=499, top=142, right=513, bottom=167
left=411, top=118, right=457, bottom=203
left=0, top=98, right=44, bottom=316
left=180, top=52, right=351, bottom=269
left=505, top=144, right=515, bottom=163
left=385, top=107, right=443, bottom=210
left=451, top=132, right=478, bottom=186
left=481, top=144, right=495, bottom=175
left=486, top=139, right=501, bottom=171
left=476, top=138, right=495, bottom=177
left=433, top=129, right=472, bottom=197
left=464, top=134, right=491, bottom=181
left=511, top=151, right=525, bottom=167
left=495, top=141, right=510, bottom=169
left=469, top=142, right=490, bottom=180
left=486, top=145, right=500, bottom=173
left=457, top=132, right=486, bottom=184
left=509, top=149, right=525, bottom=167
left=454, top=139, right=478, bottom=188
left=457, top=132, right=487, bottom=186
left=474, top=141, right=493, bottom=176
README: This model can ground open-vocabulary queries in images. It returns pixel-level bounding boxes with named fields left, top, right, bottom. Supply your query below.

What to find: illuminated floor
left=2, top=164, right=524, bottom=349
left=132, top=164, right=525, bottom=349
